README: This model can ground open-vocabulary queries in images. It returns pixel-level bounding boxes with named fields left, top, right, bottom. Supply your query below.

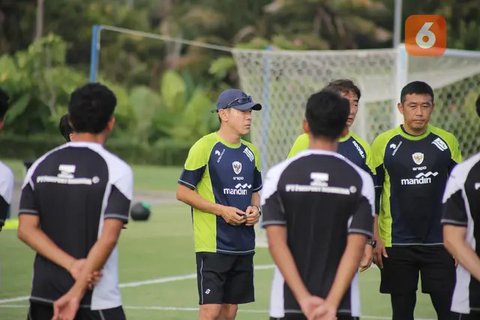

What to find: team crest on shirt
left=232, top=161, right=242, bottom=175
left=412, top=152, right=424, bottom=165
left=475, top=183, right=480, bottom=190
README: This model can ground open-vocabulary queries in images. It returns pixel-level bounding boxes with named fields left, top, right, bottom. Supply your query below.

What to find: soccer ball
left=130, top=202, right=151, bottom=221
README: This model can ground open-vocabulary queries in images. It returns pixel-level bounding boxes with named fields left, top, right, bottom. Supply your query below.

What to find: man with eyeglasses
left=176, top=88, right=263, bottom=320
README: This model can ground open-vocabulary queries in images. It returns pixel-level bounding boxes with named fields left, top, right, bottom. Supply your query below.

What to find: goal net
left=232, top=46, right=480, bottom=173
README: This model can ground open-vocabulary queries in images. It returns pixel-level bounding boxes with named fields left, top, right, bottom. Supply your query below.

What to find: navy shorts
left=196, top=252, right=254, bottom=305
left=27, top=302, right=126, bottom=320
left=380, top=245, right=455, bottom=294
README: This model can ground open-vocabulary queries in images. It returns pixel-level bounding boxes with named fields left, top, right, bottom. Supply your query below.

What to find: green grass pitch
left=0, top=162, right=437, bottom=319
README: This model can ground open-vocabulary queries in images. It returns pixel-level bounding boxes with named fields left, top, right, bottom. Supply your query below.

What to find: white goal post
left=233, top=45, right=480, bottom=173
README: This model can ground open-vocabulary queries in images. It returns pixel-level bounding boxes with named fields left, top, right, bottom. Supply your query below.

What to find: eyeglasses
left=223, top=96, right=252, bottom=108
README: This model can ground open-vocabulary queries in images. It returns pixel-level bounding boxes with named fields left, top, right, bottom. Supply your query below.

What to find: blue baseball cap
left=216, top=89, right=262, bottom=111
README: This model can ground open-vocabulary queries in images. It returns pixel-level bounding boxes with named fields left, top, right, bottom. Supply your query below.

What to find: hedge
left=0, top=134, right=191, bottom=166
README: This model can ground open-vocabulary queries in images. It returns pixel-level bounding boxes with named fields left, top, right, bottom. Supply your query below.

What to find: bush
left=0, top=135, right=190, bottom=166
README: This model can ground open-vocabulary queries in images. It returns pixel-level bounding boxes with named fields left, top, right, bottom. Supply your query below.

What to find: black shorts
left=196, top=252, right=254, bottom=305
left=380, top=245, right=455, bottom=294
left=27, top=302, right=126, bottom=320
left=452, top=311, right=480, bottom=319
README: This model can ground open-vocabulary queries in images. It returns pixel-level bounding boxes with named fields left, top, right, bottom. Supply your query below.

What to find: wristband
left=367, top=239, right=377, bottom=248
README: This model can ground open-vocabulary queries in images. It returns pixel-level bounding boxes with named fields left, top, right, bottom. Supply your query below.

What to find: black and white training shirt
left=261, top=150, right=374, bottom=317
left=0, top=161, right=14, bottom=229
left=442, top=152, right=480, bottom=315
left=19, top=141, right=133, bottom=310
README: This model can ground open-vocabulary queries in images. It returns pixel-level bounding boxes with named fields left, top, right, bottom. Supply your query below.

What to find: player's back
left=280, top=151, right=369, bottom=274
left=25, top=143, right=127, bottom=251
left=20, top=141, right=131, bottom=304
left=263, top=149, right=374, bottom=303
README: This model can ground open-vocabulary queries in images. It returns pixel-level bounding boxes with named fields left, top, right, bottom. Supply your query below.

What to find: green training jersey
left=179, top=132, right=262, bottom=254
left=288, top=132, right=374, bottom=176
left=371, top=125, right=462, bottom=247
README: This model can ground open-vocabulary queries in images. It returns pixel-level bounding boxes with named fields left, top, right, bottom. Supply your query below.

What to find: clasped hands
left=299, top=295, right=337, bottom=320
left=68, top=259, right=102, bottom=289
left=220, top=205, right=260, bottom=226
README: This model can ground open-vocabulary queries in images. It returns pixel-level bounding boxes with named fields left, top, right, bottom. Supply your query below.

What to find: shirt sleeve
left=0, top=164, right=14, bottom=226
left=370, top=137, right=386, bottom=215
left=105, top=160, right=133, bottom=223
left=287, top=134, right=309, bottom=158
left=178, top=139, right=208, bottom=190
left=447, top=134, right=462, bottom=165
left=261, top=164, right=286, bottom=227
left=348, top=172, right=375, bottom=237
left=18, top=182, right=39, bottom=216
left=250, top=144, right=263, bottom=192
left=441, top=169, right=467, bottom=226
left=0, top=197, right=8, bottom=227
left=104, top=185, right=131, bottom=222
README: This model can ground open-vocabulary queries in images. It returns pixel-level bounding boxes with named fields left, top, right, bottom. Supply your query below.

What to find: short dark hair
left=0, top=88, right=9, bottom=120
left=59, top=114, right=73, bottom=142
left=400, top=81, right=434, bottom=103
left=305, top=90, right=349, bottom=140
left=324, top=79, right=361, bottom=100
left=68, top=83, right=116, bottom=134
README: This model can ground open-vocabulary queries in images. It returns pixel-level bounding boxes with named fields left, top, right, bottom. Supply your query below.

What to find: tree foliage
left=0, top=0, right=479, bottom=153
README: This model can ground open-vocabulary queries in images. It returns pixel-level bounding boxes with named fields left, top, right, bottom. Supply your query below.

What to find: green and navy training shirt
left=178, top=132, right=262, bottom=254
left=372, top=125, right=462, bottom=247
left=288, top=132, right=374, bottom=176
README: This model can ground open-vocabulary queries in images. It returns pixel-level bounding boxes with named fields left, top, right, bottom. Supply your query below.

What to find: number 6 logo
left=405, top=15, right=446, bottom=56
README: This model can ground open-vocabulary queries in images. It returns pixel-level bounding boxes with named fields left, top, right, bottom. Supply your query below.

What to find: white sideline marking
left=0, top=264, right=275, bottom=303
left=0, top=264, right=435, bottom=320
left=0, top=304, right=435, bottom=320
left=124, top=305, right=265, bottom=313
left=119, top=273, right=196, bottom=288
left=119, top=264, right=274, bottom=288
left=0, top=296, right=29, bottom=304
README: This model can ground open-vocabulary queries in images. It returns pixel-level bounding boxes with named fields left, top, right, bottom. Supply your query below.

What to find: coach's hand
left=359, top=244, right=373, bottom=272
left=373, top=238, right=388, bottom=269
left=245, top=205, right=261, bottom=226
left=220, top=206, right=247, bottom=225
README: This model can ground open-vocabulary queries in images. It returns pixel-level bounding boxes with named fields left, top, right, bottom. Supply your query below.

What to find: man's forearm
left=452, top=243, right=480, bottom=281
left=251, top=192, right=260, bottom=208
left=325, top=234, right=366, bottom=307
left=267, top=226, right=311, bottom=302
left=68, top=219, right=124, bottom=296
left=444, top=225, right=480, bottom=281
left=18, top=215, right=75, bottom=271
left=373, top=215, right=380, bottom=240
left=176, top=184, right=221, bottom=216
